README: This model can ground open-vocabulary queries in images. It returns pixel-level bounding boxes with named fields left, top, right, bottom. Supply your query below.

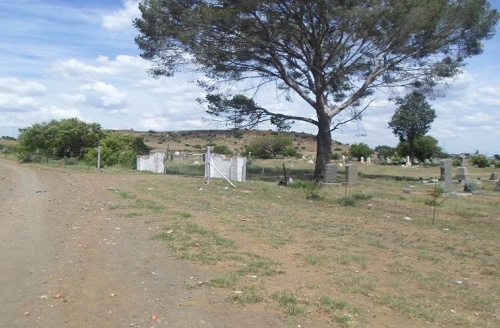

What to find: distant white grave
left=137, top=152, right=165, bottom=174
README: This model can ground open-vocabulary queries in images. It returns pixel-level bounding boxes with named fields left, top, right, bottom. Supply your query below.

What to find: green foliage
left=389, top=92, right=436, bottom=161
left=349, top=143, right=373, bottom=160
left=83, top=133, right=152, bottom=168
left=17, top=118, right=104, bottom=162
left=245, top=135, right=294, bottom=159
left=213, top=144, right=233, bottom=155
left=413, top=136, right=442, bottom=162
left=470, top=155, right=490, bottom=168
left=331, top=153, right=340, bottom=160
left=270, top=116, right=294, bottom=132
left=397, top=135, right=441, bottom=162
left=374, top=145, right=396, bottom=159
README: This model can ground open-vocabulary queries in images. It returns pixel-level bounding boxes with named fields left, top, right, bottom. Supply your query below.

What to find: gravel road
left=0, top=159, right=287, bottom=328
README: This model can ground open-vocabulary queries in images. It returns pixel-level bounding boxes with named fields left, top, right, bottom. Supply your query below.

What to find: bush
left=470, top=155, right=489, bottom=168
left=331, top=153, right=340, bottom=160
left=213, top=145, right=233, bottom=155
left=349, top=143, right=373, bottom=160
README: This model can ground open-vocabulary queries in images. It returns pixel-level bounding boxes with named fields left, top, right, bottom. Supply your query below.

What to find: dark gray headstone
left=489, top=173, right=497, bottom=180
left=463, top=182, right=477, bottom=193
left=324, top=164, right=338, bottom=183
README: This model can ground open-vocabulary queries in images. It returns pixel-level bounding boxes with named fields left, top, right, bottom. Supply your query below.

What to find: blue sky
left=1, top=0, right=499, bottom=155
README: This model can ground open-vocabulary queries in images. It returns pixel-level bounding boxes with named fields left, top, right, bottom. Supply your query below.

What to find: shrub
left=213, top=145, right=233, bottom=155
left=470, top=155, right=489, bottom=168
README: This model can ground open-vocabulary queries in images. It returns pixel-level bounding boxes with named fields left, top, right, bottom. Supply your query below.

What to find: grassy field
left=2, top=132, right=499, bottom=326
left=100, top=162, right=499, bottom=327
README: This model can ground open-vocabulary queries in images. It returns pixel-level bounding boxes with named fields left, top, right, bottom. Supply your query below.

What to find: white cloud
left=50, top=55, right=149, bottom=80
left=0, top=77, right=47, bottom=96
left=50, top=58, right=118, bottom=79
left=37, top=106, right=84, bottom=120
left=79, top=81, right=128, bottom=108
left=101, top=0, right=140, bottom=31
left=58, top=93, right=86, bottom=104
left=0, top=93, right=38, bottom=112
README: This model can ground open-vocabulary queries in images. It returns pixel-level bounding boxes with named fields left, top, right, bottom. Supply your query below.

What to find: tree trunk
left=314, top=116, right=332, bottom=181
left=409, top=138, right=414, bottom=164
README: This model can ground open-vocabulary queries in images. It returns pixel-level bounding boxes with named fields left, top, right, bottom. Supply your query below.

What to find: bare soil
left=0, top=159, right=288, bottom=327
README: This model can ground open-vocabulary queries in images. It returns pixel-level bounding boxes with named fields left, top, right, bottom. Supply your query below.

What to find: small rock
left=54, top=294, right=62, bottom=299
left=403, top=216, right=413, bottom=221
left=166, top=229, right=174, bottom=234
left=450, top=309, right=457, bottom=314
left=24, top=312, right=30, bottom=316
left=403, top=188, right=411, bottom=193
left=40, top=295, right=48, bottom=300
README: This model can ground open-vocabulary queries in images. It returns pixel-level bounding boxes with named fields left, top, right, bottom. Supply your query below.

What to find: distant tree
left=388, top=92, right=436, bottom=162
left=470, top=155, right=490, bottom=168
left=18, top=118, right=103, bottom=162
left=245, top=135, right=293, bottom=159
left=83, top=133, right=151, bottom=168
left=494, top=154, right=500, bottom=161
left=135, top=0, right=498, bottom=180
left=413, top=136, right=442, bottom=162
left=374, top=145, right=396, bottom=159
left=349, top=143, right=373, bottom=161
left=396, top=135, right=442, bottom=162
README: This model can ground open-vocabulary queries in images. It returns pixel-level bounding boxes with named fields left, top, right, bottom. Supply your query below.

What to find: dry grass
left=101, top=165, right=500, bottom=327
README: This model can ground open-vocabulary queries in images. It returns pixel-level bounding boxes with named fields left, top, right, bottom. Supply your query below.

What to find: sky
left=1, top=0, right=499, bottom=155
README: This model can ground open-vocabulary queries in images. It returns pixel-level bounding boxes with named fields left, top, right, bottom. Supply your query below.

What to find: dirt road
left=0, top=160, right=288, bottom=327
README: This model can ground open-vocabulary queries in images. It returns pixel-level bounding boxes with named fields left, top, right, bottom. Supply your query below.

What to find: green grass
left=271, top=290, right=307, bottom=316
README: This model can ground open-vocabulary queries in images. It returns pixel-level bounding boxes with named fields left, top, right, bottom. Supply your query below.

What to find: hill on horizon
left=112, top=129, right=349, bottom=157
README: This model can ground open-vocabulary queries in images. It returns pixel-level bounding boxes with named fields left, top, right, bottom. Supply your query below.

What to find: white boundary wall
left=205, top=153, right=247, bottom=182
left=136, top=152, right=165, bottom=174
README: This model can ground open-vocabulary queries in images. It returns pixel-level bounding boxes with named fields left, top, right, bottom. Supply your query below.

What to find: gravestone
left=345, top=164, right=359, bottom=185
left=440, top=159, right=452, bottom=193
left=379, top=155, right=385, bottom=162
left=454, top=167, right=469, bottom=181
left=366, top=157, right=371, bottom=165
left=489, top=173, right=498, bottom=180
left=406, top=156, right=411, bottom=167
left=360, top=156, right=365, bottom=164
left=324, top=164, right=338, bottom=183
left=463, top=182, right=477, bottom=193
left=454, top=155, right=468, bottom=181
left=342, top=155, right=346, bottom=163
left=495, top=179, right=500, bottom=192
left=386, top=158, right=392, bottom=165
